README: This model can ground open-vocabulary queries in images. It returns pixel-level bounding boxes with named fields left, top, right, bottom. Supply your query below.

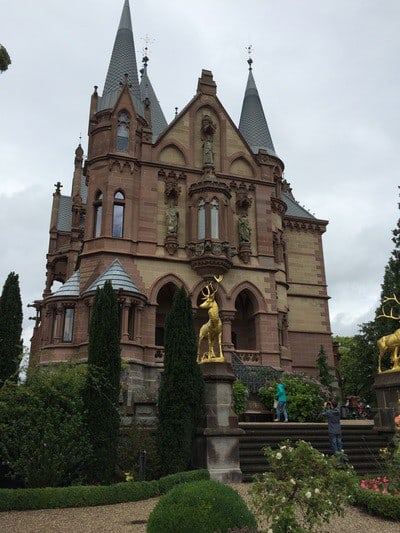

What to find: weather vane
left=141, top=34, right=155, bottom=67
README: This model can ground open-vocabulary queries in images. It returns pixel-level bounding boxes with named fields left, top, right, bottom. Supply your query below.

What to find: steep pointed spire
left=98, top=0, right=143, bottom=114
left=140, top=54, right=168, bottom=142
left=238, top=58, right=277, bottom=157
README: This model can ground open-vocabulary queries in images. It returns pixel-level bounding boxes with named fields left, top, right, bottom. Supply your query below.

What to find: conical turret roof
left=239, top=61, right=277, bottom=157
left=140, top=57, right=168, bottom=142
left=98, top=0, right=143, bottom=115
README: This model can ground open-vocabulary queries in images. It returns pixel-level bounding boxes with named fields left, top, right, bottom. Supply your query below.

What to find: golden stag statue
left=197, top=275, right=224, bottom=364
left=377, top=294, right=400, bottom=373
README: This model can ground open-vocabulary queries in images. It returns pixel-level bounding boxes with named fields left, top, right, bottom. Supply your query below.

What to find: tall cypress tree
left=316, top=345, right=333, bottom=392
left=0, top=272, right=23, bottom=386
left=156, top=286, right=205, bottom=476
left=82, top=280, right=121, bottom=484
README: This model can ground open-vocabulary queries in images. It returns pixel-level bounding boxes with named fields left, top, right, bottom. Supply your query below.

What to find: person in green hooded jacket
left=274, top=378, right=288, bottom=422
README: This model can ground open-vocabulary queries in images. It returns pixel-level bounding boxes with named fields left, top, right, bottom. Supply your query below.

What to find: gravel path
left=1, top=484, right=399, bottom=533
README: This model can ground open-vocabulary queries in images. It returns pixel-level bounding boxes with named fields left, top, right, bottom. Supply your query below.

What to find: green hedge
left=0, top=469, right=210, bottom=512
left=354, top=486, right=400, bottom=521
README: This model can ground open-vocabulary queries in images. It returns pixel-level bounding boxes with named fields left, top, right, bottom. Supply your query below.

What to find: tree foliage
left=337, top=193, right=400, bottom=404
left=0, top=272, right=23, bottom=386
left=156, top=286, right=205, bottom=476
left=316, top=344, right=334, bottom=391
left=0, top=364, right=91, bottom=488
left=82, top=280, right=121, bottom=484
left=0, top=44, right=11, bottom=73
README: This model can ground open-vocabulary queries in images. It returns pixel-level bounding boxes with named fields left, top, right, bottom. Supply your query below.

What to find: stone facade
left=29, top=1, right=334, bottom=425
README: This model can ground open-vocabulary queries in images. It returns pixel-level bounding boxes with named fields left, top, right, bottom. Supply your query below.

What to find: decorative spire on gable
left=139, top=48, right=168, bottom=143
left=238, top=48, right=277, bottom=157
left=98, top=0, right=143, bottom=115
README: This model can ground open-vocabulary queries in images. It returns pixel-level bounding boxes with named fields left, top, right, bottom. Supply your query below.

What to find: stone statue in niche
left=238, top=214, right=251, bottom=243
left=165, top=206, right=178, bottom=235
left=201, top=115, right=216, bottom=167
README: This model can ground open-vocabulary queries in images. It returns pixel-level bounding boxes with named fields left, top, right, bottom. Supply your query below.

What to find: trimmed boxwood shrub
left=147, top=479, right=257, bottom=533
left=0, top=470, right=209, bottom=512
left=354, top=485, right=400, bottom=521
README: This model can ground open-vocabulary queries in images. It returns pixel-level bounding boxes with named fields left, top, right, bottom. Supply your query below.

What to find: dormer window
left=93, top=191, right=103, bottom=237
left=112, top=191, right=125, bottom=237
left=117, top=112, right=130, bottom=152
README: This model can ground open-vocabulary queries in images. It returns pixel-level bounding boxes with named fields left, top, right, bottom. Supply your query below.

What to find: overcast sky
left=1, top=0, right=399, bottom=347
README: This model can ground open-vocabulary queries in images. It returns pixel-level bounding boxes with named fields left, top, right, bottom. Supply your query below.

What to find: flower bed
left=355, top=477, right=400, bottom=520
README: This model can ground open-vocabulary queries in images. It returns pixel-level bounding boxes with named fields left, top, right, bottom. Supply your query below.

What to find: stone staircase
left=239, top=420, right=393, bottom=481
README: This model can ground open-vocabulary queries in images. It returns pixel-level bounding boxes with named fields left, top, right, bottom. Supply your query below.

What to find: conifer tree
left=156, top=286, right=205, bottom=476
left=0, top=272, right=23, bottom=386
left=82, top=280, right=121, bottom=484
left=316, top=345, right=333, bottom=391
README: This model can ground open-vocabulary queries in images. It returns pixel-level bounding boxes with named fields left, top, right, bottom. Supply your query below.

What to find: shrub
left=258, top=372, right=332, bottom=422
left=147, top=479, right=257, bottom=533
left=0, top=363, right=91, bottom=488
left=0, top=470, right=209, bottom=512
left=249, top=439, right=356, bottom=532
left=233, top=380, right=249, bottom=417
left=354, top=484, right=400, bottom=520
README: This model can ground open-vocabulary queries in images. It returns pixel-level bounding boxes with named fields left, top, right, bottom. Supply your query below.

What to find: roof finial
left=141, top=34, right=154, bottom=68
left=246, top=45, right=253, bottom=70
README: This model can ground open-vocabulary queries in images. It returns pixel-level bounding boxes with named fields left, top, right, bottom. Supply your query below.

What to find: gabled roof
left=283, top=191, right=316, bottom=219
left=140, top=60, right=168, bottom=143
left=50, top=270, right=81, bottom=298
left=84, top=259, right=142, bottom=294
left=98, top=0, right=143, bottom=115
left=239, top=62, right=277, bottom=157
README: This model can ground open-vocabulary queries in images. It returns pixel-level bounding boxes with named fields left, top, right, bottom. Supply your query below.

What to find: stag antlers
left=200, top=275, right=223, bottom=302
left=377, top=294, right=400, bottom=321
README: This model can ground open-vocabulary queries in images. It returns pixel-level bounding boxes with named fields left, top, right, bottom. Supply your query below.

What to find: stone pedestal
left=374, top=371, right=400, bottom=430
left=198, top=361, right=244, bottom=483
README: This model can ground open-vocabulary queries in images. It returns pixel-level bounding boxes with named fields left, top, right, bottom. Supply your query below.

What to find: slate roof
left=85, top=259, right=142, bottom=294
left=98, top=0, right=143, bottom=115
left=239, top=66, right=277, bottom=157
left=57, top=195, right=72, bottom=232
left=282, top=191, right=315, bottom=219
left=50, top=269, right=81, bottom=298
left=140, top=61, right=168, bottom=142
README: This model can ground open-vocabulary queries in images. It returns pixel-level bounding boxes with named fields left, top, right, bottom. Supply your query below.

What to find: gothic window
left=116, top=112, right=130, bottom=152
left=62, top=307, right=74, bottom=342
left=51, top=308, right=58, bottom=343
left=112, top=191, right=125, bottom=237
left=211, top=197, right=219, bottom=239
left=128, top=306, right=135, bottom=340
left=198, top=198, right=205, bottom=240
left=93, top=191, right=103, bottom=237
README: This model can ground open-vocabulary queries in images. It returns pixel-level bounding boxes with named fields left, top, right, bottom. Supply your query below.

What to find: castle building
left=30, top=0, right=334, bottom=425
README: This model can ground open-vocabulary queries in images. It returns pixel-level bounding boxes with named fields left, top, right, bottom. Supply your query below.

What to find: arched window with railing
left=93, top=191, right=103, bottom=237
left=116, top=112, right=130, bottom=152
left=112, top=190, right=125, bottom=237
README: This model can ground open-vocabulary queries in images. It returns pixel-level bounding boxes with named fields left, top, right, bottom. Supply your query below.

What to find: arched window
left=198, top=198, right=205, bottom=239
left=211, top=197, right=219, bottom=239
left=62, top=307, right=74, bottom=342
left=112, top=191, right=125, bottom=237
left=93, top=191, right=103, bottom=237
left=117, top=112, right=130, bottom=152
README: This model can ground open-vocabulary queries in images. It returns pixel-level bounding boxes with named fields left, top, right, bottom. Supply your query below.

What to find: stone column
left=374, top=371, right=400, bottom=430
left=199, top=361, right=244, bottom=483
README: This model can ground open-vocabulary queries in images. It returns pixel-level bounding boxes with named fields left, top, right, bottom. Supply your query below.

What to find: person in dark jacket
left=322, top=400, right=343, bottom=454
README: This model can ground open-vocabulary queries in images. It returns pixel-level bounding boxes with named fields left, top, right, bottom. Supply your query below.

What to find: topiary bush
left=258, top=371, right=332, bottom=422
left=147, top=479, right=257, bottom=533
